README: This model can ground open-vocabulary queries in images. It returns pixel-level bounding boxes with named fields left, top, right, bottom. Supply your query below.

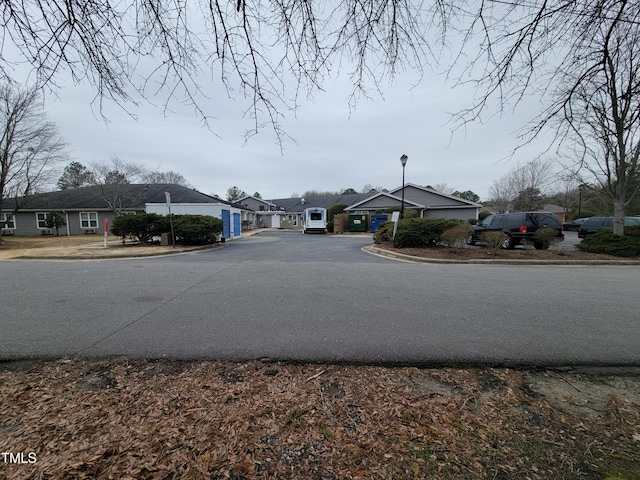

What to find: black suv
left=467, top=212, right=564, bottom=249
left=577, top=216, right=640, bottom=238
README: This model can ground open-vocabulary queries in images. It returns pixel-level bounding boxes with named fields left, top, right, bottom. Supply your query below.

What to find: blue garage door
left=222, top=209, right=231, bottom=239
left=233, top=213, right=241, bottom=237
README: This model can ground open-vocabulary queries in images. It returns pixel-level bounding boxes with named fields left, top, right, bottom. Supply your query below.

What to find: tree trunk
left=612, top=199, right=626, bottom=235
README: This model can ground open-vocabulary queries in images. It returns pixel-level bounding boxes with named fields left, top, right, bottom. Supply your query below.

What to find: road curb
left=362, top=245, right=640, bottom=266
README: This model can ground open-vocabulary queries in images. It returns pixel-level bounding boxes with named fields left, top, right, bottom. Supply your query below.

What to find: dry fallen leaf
left=0, top=358, right=638, bottom=480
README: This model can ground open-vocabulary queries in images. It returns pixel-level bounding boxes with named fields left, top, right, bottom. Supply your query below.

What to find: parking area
left=556, top=230, right=581, bottom=250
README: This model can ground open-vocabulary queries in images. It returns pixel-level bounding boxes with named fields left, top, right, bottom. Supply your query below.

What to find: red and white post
left=103, top=218, right=109, bottom=248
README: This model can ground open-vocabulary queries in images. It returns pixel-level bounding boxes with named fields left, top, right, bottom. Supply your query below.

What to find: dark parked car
left=577, top=216, right=640, bottom=238
left=468, top=212, right=564, bottom=249
left=562, top=217, right=588, bottom=231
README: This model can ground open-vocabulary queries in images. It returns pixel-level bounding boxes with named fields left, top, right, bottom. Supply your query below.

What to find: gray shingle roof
left=2, top=184, right=239, bottom=211
left=268, top=193, right=374, bottom=212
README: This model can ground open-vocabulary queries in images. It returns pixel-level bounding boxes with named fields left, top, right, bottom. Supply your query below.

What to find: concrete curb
left=363, top=245, right=640, bottom=266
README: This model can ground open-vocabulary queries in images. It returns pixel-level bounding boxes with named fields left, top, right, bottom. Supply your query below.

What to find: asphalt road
left=1, top=231, right=638, bottom=365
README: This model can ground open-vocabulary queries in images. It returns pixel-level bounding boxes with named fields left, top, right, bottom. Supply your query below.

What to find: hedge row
left=374, top=219, right=640, bottom=256
left=373, top=218, right=459, bottom=248
left=576, top=225, right=640, bottom=257
left=111, top=213, right=224, bottom=245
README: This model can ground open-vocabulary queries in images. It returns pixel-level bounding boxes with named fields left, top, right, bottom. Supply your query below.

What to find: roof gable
left=238, top=195, right=273, bottom=206
left=236, top=196, right=276, bottom=212
left=270, top=193, right=373, bottom=212
left=346, top=192, right=425, bottom=210
left=389, top=183, right=482, bottom=207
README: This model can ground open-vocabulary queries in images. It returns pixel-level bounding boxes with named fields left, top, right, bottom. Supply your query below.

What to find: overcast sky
left=16, top=31, right=557, bottom=204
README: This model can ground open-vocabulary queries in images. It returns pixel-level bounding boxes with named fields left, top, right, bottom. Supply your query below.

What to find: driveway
left=0, top=231, right=638, bottom=365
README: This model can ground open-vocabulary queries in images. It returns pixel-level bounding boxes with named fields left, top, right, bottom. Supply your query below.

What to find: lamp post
left=400, top=154, right=408, bottom=219
left=578, top=184, right=584, bottom=217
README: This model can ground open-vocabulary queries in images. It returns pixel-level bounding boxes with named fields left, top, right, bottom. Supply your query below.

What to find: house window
left=36, top=212, right=48, bottom=229
left=0, top=213, right=15, bottom=229
left=80, top=212, right=98, bottom=229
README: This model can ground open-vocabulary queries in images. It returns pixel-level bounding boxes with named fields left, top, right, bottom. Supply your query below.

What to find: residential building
left=0, top=184, right=251, bottom=240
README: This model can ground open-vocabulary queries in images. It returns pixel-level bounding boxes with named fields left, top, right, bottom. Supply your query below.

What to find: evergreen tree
left=226, top=186, right=246, bottom=202
left=57, top=162, right=95, bottom=189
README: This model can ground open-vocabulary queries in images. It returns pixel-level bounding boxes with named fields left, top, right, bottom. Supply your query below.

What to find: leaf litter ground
left=1, top=358, right=639, bottom=479
left=1, top=236, right=639, bottom=478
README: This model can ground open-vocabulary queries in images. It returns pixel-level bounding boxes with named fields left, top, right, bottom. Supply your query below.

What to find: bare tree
left=561, top=12, right=640, bottom=234
left=449, top=1, right=640, bottom=234
left=90, top=157, right=149, bottom=215
left=4, top=1, right=638, bottom=230
left=429, top=183, right=455, bottom=195
left=0, top=83, right=68, bottom=241
left=90, top=157, right=147, bottom=184
left=488, top=175, right=513, bottom=213
left=488, top=159, right=556, bottom=212
left=299, top=189, right=339, bottom=197
left=510, top=159, right=555, bottom=198
left=0, top=1, right=432, bottom=143
left=141, top=170, right=192, bottom=187
left=360, top=184, right=384, bottom=194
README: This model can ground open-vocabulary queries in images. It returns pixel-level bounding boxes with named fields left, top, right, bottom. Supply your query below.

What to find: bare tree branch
left=0, top=82, right=69, bottom=241
left=1, top=0, right=433, bottom=144
left=450, top=1, right=640, bottom=233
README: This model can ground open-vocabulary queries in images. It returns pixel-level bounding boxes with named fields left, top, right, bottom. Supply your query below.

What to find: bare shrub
left=373, top=222, right=394, bottom=244
left=441, top=224, right=473, bottom=251
left=481, top=231, right=508, bottom=254
left=533, top=227, right=562, bottom=250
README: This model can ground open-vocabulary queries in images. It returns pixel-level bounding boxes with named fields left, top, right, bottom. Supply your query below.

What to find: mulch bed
left=374, top=243, right=632, bottom=262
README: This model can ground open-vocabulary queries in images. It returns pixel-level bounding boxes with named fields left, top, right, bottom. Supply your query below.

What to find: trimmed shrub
left=111, top=213, right=169, bottom=244
left=441, top=224, right=472, bottom=250
left=173, top=214, right=223, bottom=245
left=576, top=225, right=640, bottom=257
left=392, top=218, right=458, bottom=248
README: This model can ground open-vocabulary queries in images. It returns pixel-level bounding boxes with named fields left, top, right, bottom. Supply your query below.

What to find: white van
left=303, top=208, right=327, bottom=233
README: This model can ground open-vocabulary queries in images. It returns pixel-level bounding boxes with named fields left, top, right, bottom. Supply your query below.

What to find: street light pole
left=400, top=154, right=408, bottom=219
left=578, top=184, right=584, bottom=217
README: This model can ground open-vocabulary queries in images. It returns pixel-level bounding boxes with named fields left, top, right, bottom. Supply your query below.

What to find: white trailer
left=303, top=207, right=327, bottom=233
